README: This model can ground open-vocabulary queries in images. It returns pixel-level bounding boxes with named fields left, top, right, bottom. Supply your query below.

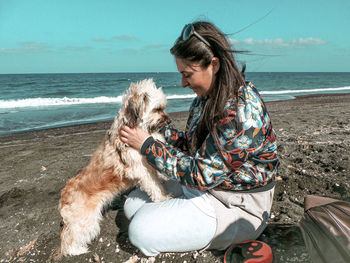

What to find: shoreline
left=1, top=92, right=350, bottom=139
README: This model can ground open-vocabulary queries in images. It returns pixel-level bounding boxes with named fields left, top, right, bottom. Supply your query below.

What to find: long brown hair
left=170, top=21, right=246, bottom=155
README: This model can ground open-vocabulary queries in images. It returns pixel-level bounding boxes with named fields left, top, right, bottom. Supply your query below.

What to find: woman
left=120, top=21, right=278, bottom=257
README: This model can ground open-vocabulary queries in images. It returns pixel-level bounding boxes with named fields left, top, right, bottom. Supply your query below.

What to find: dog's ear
left=124, top=100, right=139, bottom=128
left=141, top=93, right=149, bottom=112
left=123, top=93, right=148, bottom=127
left=123, top=92, right=149, bottom=128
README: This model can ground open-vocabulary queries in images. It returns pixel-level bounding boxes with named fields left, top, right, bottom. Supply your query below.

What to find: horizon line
left=1, top=71, right=350, bottom=75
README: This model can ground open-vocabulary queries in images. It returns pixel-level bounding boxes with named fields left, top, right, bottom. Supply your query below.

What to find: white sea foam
left=167, top=94, right=196, bottom=100
left=260, top=86, right=350, bottom=95
left=0, top=96, right=123, bottom=109
left=0, top=94, right=196, bottom=109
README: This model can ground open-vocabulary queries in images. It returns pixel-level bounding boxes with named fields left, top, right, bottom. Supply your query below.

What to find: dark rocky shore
left=1, top=93, right=349, bottom=262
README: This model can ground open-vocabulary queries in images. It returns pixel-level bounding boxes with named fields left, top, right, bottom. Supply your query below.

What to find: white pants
left=124, top=181, right=216, bottom=256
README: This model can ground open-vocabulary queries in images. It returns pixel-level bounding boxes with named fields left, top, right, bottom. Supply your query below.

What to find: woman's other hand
left=120, top=125, right=150, bottom=151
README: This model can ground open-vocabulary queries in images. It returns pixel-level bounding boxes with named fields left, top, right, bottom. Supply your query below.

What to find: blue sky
left=0, top=0, right=349, bottom=73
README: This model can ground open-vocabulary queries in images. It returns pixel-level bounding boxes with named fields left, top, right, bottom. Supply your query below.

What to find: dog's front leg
left=136, top=164, right=171, bottom=202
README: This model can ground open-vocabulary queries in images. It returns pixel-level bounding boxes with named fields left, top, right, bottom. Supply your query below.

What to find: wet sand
left=1, top=93, right=349, bottom=262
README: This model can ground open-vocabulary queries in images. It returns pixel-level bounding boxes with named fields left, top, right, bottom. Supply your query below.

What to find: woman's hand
left=120, top=125, right=150, bottom=151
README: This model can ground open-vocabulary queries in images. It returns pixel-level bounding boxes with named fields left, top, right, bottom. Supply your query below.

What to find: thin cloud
left=113, top=35, right=136, bottom=40
left=92, top=37, right=106, bottom=42
left=0, top=48, right=18, bottom=54
left=229, top=37, right=327, bottom=49
left=121, top=45, right=168, bottom=54
left=1, top=42, right=52, bottom=54
left=63, top=46, right=93, bottom=51
left=144, top=44, right=168, bottom=49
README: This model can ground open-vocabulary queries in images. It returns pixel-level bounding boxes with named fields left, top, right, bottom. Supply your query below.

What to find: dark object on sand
left=300, top=195, right=350, bottom=263
left=224, top=240, right=273, bottom=263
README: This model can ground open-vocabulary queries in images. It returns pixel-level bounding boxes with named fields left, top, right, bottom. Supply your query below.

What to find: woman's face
left=175, top=57, right=219, bottom=97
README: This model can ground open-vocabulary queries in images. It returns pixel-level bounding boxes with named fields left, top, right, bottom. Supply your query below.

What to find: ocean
left=1, top=72, right=350, bottom=135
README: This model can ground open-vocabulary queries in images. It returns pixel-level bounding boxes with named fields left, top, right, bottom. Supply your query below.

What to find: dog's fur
left=58, top=79, right=170, bottom=256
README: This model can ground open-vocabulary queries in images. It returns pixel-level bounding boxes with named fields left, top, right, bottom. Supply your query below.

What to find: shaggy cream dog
left=58, top=79, right=170, bottom=256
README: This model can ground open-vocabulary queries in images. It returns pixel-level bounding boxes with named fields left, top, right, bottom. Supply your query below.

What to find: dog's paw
left=60, top=244, right=89, bottom=256
left=151, top=193, right=172, bottom=202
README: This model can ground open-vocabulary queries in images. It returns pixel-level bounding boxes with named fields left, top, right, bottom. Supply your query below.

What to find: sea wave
left=167, top=94, right=196, bottom=100
left=8, top=81, right=37, bottom=88
left=0, top=94, right=197, bottom=109
left=0, top=96, right=123, bottom=109
left=260, top=86, right=350, bottom=95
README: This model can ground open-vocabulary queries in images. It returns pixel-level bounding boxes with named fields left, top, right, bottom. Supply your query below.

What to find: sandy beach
left=1, top=93, right=349, bottom=263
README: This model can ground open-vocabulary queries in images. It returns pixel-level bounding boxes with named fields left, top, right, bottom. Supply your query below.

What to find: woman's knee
left=128, top=215, right=159, bottom=256
left=123, top=189, right=151, bottom=220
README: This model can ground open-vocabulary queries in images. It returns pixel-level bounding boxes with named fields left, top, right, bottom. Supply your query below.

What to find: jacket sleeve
left=161, top=124, right=189, bottom=152
left=140, top=130, right=231, bottom=191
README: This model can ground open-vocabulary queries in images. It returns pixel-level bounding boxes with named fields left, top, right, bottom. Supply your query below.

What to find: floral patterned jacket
left=141, top=82, right=278, bottom=191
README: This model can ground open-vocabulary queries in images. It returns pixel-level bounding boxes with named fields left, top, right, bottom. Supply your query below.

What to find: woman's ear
left=212, top=57, right=220, bottom=74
